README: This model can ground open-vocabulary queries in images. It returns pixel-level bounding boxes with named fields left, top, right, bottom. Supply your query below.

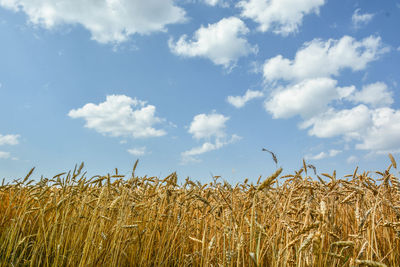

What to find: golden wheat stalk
left=258, top=168, right=283, bottom=191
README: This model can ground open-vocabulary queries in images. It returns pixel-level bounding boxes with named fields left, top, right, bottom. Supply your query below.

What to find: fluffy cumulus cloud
left=347, top=82, right=393, bottom=108
left=352, top=8, right=374, bottom=29
left=203, top=0, right=227, bottom=6
left=227, top=89, right=264, bottom=108
left=204, top=0, right=219, bottom=5
left=188, top=113, right=230, bottom=140
left=0, top=134, right=20, bottom=146
left=347, top=155, right=358, bottom=164
left=182, top=134, right=240, bottom=158
left=262, top=34, right=400, bottom=154
left=169, top=17, right=257, bottom=68
left=127, top=147, right=147, bottom=156
left=237, top=0, right=326, bottom=35
left=0, top=134, right=20, bottom=160
left=263, top=35, right=387, bottom=82
left=300, top=105, right=372, bottom=139
left=182, top=112, right=240, bottom=163
left=0, top=151, right=11, bottom=159
left=301, top=106, right=400, bottom=154
left=68, top=95, right=166, bottom=139
left=356, top=108, right=400, bottom=153
left=0, top=0, right=186, bottom=44
left=306, top=149, right=342, bottom=160
left=264, top=78, right=354, bottom=119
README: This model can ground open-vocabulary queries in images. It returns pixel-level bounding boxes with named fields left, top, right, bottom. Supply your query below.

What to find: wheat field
left=1, top=156, right=400, bottom=266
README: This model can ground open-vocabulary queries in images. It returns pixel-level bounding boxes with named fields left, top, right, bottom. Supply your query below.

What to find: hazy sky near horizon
left=1, top=0, right=399, bottom=182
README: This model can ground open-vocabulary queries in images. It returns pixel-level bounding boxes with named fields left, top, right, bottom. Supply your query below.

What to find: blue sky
left=0, top=0, right=399, bottom=183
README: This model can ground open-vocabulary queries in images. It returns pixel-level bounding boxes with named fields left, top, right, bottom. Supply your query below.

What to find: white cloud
left=203, top=0, right=227, bottom=6
left=300, top=104, right=372, bottom=139
left=300, top=105, right=400, bottom=154
left=127, top=147, right=147, bottom=156
left=300, top=104, right=400, bottom=154
left=0, top=151, right=11, bottom=159
left=305, top=149, right=342, bottom=160
left=0, top=134, right=20, bottom=160
left=347, top=155, right=358, bottom=164
left=347, top=82, right=393, bottom=108
left=0, top=0, right=186, bottom=44
left=169, top=17, right=257, bottom=68
left=306, top=151, right=327, bottom=160
left=68, top=95, right=166, bottom=138
left=182, top=134, right=240, bottom=157
left=0, top=134, right=20, bottom=146
left=261, top=34, right=399, bottom=155
left=227, top=89, right=264, bottom=108
left=188, top=112, right=229, bottom=140
left=204, top=0, right=219, bottom=5
left=237, top=0, right=326, bottom=35
left=264, top=79, right=393, bottom=125
left=264, top=78, right=354, bottom=119
left=352, top=8, right=374, bottom=29
left=329, top=149, right=342, bottom=157
left=355, top=108, right=400, bottom=153
left=263, top=35, right=388, bottom=82
left=182, top=112, right=239, bottom=163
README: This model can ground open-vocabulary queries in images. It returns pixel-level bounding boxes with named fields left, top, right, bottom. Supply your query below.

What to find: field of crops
left=1, top=156, right=400, bottom=266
